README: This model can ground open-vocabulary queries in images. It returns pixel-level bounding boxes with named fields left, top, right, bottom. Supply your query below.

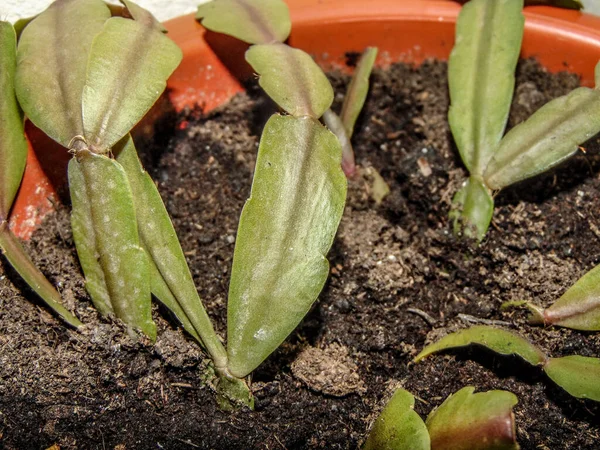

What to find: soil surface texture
left=1, top=59, right=599, bottom=449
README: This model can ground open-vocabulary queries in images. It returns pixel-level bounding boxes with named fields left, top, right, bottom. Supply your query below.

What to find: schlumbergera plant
left=16, top=0, right=252, bottom=406
left=449, top=0, right=600, bottom=241
left=194, top=0, right=377, bottom=390
left=15, top=0, right=180, bottom=339
left=195, top=0, right=346, bottom=377
left=197, top=0, right=377, bottom=178
left=10, top=0, right=376, bottom=410
left=14, top=0, right=255, bottom=407
left=0, top=21, right=82, bottom=328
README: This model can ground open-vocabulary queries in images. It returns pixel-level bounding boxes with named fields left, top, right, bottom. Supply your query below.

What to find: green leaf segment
left=227, top=115, right=345, bottom=377
left=0, top=21, right=81, bottom=328
left=449, top=0, right=600, bottom=241
left=324, top=47, right=378, bottom=176
left=69, top=152, right=155, bottom=338
left=363, top=388, right=430, bottom=450
left=198, top=0, right=347, bottom=379
left=340, top=48, right=378, bottom=139
left=449, top=0, right=524, bottom=241
left=415, top=325, right=600, bottom=402
left=114, top=136, right=229, bottom=367
left=426, top=387, right=519, bottom=450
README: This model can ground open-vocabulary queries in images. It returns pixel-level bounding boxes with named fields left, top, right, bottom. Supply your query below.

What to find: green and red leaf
left=542, top=264, right=600, bottom=330
left=426, top=386, right=520, bottom=450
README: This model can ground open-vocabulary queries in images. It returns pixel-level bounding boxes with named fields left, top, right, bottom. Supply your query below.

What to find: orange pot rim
left=10, top=0, right=600, bottom=239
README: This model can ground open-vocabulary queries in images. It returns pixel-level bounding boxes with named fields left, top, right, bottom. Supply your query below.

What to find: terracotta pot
left=10, top=0, right=600, bottom=239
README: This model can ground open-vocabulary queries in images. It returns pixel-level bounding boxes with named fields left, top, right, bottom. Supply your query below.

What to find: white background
left=585, top=0, right=600, bottom=14
left=1, top=0, right=210, bottom=23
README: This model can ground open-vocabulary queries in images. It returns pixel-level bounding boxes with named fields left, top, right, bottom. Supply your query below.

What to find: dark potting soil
left=1, top=58, right=600, bottom=450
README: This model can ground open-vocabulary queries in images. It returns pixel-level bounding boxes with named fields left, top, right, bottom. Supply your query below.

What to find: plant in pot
left=1, top=0, right=600, bottom=448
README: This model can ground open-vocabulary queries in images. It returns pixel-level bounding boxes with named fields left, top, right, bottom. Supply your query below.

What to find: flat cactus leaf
left=322, top=109, right=355, bottom=176
left=69, top=153, right=155, bottom=339
left=340, top=47, right=378, bottom=138
left=0, top=226, right=83, bottom=328
left=426, top=386, right=520, bottom=450
left=0, top=22, right=26, bottom=218
left=0, top=22, right=81, bottom=328
left=484, top=87, right=600, bottom=190
left=450, top=176, right=494, bottom=242
left=68, top=158, right=113, bottom=316
left=196, top=0, right=291, bottom=45
left=448, top=0, right=524, bottom=175
left=227, top=115, right=346, bottom=378
left=15, top=0, right=110, bottom=147
left=115, top=135, right=227, bottom=367
left=542, top=263, right=600, bottom=330
left=245, top=43, right=333, bottom=118
left=414, top=325, right=547, bottom=366
left=363, top=388, right=430, bottom=450
left=82, top=17, right=182, bottom=152
left=144, top=246, right=202, bottom=344
left=544, top=356, right=600, bottom=402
